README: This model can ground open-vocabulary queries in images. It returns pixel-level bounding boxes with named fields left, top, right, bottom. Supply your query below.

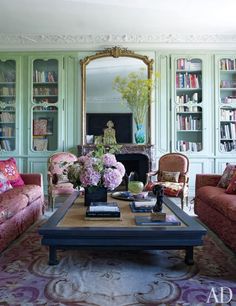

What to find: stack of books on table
left=130, top=201, right=155, bottom=213
left=85, top=202, right=121, bottom=220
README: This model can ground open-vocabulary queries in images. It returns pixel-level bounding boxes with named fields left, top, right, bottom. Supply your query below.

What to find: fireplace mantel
left=77, top=144, right=154, bottom=171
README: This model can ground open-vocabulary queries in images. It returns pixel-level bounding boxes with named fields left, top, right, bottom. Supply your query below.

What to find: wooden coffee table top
left=58, top=193, right=186, bottom=228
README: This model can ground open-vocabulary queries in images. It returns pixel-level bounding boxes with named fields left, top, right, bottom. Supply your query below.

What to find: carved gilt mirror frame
left=80, top=46, right=154, bottom=145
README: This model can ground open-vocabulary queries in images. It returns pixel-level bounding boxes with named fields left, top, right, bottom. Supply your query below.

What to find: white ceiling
left=1, top=0, right=236, bottom=50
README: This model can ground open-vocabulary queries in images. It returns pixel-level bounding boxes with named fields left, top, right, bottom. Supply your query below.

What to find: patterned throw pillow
left=225, top=171, right=236, bottom=194
left=0, top=172, right=13, bottom=193
left=0, top=158, right=24, bottom=187
left=217, top=164, right=236, bottom=189
left=160, top=171, right=180, bottom=183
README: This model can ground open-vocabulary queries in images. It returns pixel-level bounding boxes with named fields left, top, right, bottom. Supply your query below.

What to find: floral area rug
left=0, top=219, right=236, bottom=306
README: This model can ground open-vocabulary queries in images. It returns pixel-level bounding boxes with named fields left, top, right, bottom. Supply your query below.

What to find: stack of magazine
left=85, top=202, right=121, bottom=220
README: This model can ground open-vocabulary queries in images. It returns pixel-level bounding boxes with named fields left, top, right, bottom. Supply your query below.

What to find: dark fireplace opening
left=86, top=113, right=133, bottom=143
left=116, top=153, right=150, bottom=190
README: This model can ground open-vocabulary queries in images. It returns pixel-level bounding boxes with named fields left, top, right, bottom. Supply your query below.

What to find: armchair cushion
left=144, top=181, right=184, bottom=197
left=0, top=158, right=24, bottom=187
left=160, top=171, right=180, bottom=183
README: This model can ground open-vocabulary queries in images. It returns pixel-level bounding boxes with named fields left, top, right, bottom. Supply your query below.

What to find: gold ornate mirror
left=80, top=47, right=153, bottom=145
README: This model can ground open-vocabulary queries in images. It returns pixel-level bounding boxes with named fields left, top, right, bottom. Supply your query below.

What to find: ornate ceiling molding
left=0, top=33, right=236, bottom=49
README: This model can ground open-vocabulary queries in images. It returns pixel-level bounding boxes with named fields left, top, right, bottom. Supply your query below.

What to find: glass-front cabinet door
left=30, top=57, right=63, bottom=152
left=0, top=59, right=17, bottom=152
left=215, top=55, right=236, bottom=154
left=171, top=55, right=207, bottom=154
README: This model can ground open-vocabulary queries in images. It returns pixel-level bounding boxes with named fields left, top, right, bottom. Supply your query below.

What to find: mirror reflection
left=80, top=47, right=153, bottom=145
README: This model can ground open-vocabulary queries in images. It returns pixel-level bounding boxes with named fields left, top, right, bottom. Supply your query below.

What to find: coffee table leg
left=185, top=246, right=194, bottom=265
left=48, top=246, right=59, bottom=265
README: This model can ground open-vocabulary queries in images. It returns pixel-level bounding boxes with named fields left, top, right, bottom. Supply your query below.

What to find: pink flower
left=79, top=168, right=101, bottom=187
left=103, top=153, right=117, bottom=167
left=67, top=151, right=125, bottom=190
left=103, top=168, right=122, bottom=190
left=115, top=162, right=126, bottom=177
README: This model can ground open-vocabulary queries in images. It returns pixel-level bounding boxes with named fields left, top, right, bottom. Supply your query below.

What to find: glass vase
left=84, top=186, right=107, bottom=206
left=135, top=123, right=145, bottom=144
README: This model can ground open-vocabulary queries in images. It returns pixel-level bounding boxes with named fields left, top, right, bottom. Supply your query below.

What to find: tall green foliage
left=113, top=70, right=155, bottom=125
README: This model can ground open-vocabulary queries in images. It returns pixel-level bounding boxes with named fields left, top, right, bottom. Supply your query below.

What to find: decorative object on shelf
left=67, top=145, right=125, bottom=205
left=134, top=123, right=145, bottom=144
left=103, top=120, right=117, bottom=144
left=151, top=184, right=166, bottom=221
left=113, top=69, right=156, bottom=144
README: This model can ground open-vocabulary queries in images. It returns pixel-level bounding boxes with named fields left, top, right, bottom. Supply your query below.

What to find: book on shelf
left=135, top=215, right=181, bottom=226
left=33, top=138, right=48, bottom=151
left=33, top=119, right=48, bottom=135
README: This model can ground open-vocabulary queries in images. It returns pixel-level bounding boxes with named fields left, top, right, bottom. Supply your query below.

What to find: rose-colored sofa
left=194, top=174, right=236, bottom=253
left=0, top=173, right=44, bottom=253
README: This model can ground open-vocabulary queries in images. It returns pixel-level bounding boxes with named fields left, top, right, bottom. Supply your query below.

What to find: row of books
left=33, top=106, right=58, bottom=111
left=220, top=59, right=236, bottom=71
left=0, top=126, right=14, bottom=137
left=222, top=96, right=236, bottom=103
left=0, top=87, right=15, bottom=96
left=0, top=71, right=16, bottom=82
left=0, top=139, right=13, bottom=151
left=176, top=141, right=202, bottom=152
left=176, top=106, right=202, bottom=113
left=33, top=70, right=57, bottom=83
left=176, top=73, right=201, bottom=89
left=220, top=109, right=236, bottom=121
left=220, top=140, right=236, bottom=152
left=33, top=87, right=58, bottom=96
left=220, top=80, right=236, bottom=88
left=177, top=115, right=202, bottom=131
left=0, top=112, right=15, bottom=122
left=176, top=59, right=202, bottom=71
left=220, top=122, right=236, bottom=140
left=176, top=92, right=200, bottom=104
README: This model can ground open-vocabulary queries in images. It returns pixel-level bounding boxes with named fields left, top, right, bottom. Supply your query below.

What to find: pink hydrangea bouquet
left=67, top=151, right=125, bottom=190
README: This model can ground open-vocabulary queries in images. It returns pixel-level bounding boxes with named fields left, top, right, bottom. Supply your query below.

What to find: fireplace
left=77, top=144, right=153, bottom=191
left=116, top=153, right=149, bottom=190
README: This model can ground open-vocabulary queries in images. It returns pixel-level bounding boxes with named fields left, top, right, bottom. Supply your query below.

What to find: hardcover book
left=135, top=215, right=181, bottom=226
left=86, top=202, right=120, bottom=218
left=130, top=201, right=155, bottom=213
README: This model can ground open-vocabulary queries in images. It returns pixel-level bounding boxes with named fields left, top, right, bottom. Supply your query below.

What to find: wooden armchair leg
left=185, top=196, right=189, bottom=207
left=52, top=197, right=56, bottom=211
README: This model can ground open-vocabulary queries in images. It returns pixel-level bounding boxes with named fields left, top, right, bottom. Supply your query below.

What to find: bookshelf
left=0, top=60, right=16, bottom=152
left=31, top=58, right=60, bottom=152
left=216, top=57, right=236, bottom=153
left=173, top=57, right=203, bottom=153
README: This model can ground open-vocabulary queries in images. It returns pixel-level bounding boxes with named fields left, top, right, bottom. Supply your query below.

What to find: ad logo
left=206, top=287, right=233, bottom=304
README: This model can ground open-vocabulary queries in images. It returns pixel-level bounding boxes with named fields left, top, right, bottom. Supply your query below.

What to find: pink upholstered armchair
left=145, top=153, right=189, bottom=209
left=47, top=152, right=78, bottom=210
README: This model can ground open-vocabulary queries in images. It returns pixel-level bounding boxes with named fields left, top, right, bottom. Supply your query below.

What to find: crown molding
left=1, top=33, right=236, bottom=51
